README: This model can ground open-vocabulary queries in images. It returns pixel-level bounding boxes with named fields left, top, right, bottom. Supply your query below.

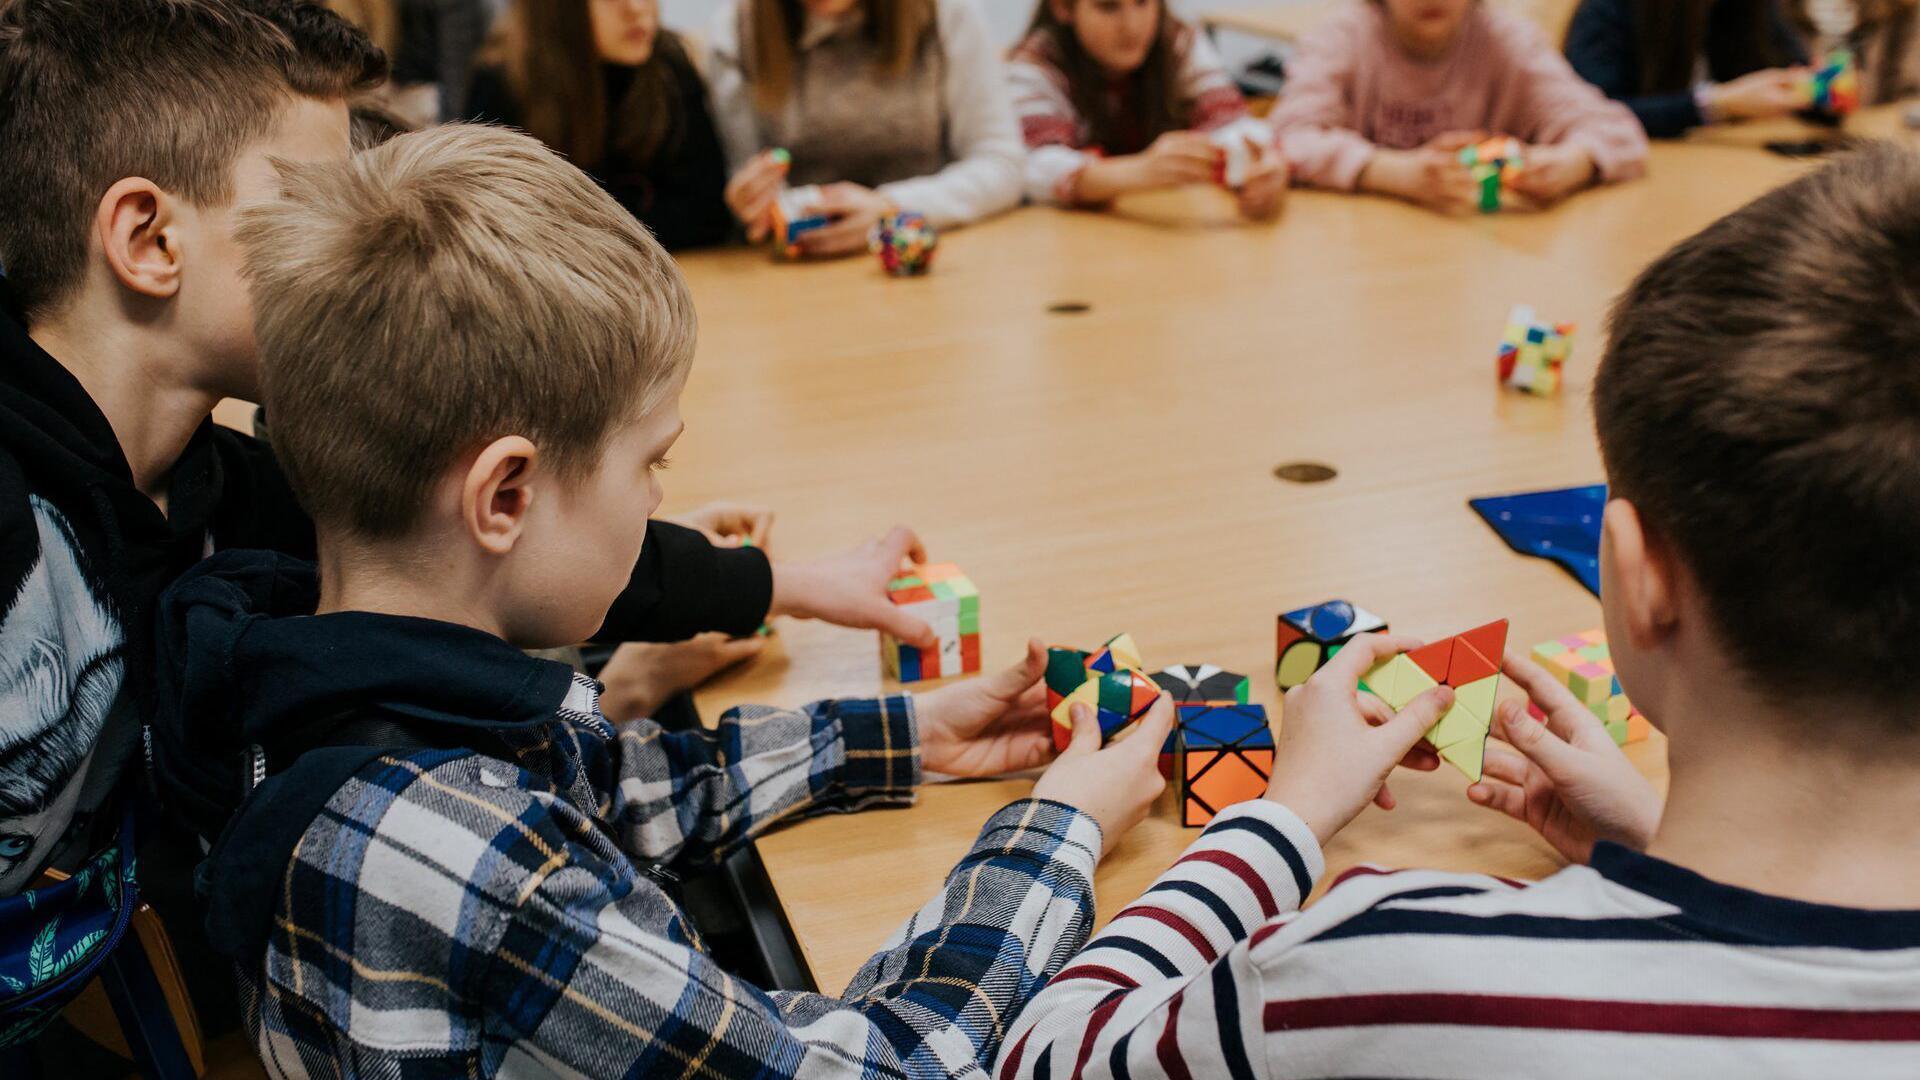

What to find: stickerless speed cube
left=1532, top=629, right=1651, bottom=745
left=880, top=562, right=979, bottom=683
left=1498, top=305, right=1574, bottom=396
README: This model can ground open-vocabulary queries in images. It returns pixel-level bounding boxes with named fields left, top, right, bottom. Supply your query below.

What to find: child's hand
left=916, top=639, right=1056, bottom=777
left=1508, top=144, right=1596, bottom=206
left=1360, top=148, right=1480, bottom=214
left=596, top=634, right=767, bottom=722
left=1030, top=693, right=1177, bottom=856
left=1136, top=130, right=1221, bottom=188
left=1265, top=633, right=1456, bottom=846
left=767, top=525, right=939, bottom=649
left=725, top=150, right=788, bottom=242
left=672, top=501, right=774, bottom=549
left=1706, top=67, right=1811, bottom=121
left=1466, top=653, right=1663, bottom=864
left=796, top=182, right=894, bottom=258
left=1236, top=141, right=1291, bottom=220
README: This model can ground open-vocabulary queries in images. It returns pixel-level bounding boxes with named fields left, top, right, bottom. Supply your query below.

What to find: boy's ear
left=462, top=436, right=540, bottom=556
left=1602, top=498, right=1678, bottom=652
left=96, top=177, right=182, bottom=300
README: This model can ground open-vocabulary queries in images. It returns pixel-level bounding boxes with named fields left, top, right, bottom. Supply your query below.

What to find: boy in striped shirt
left=997, top=144, right=1920, bottom=1078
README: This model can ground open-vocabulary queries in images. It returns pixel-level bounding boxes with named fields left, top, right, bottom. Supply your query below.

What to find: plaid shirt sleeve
left=486, top=796, right=1104, bottom=1078
left=599, top=692, right=922, bottom=869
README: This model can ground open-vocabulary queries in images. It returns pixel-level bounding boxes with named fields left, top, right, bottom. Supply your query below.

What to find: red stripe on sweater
left=998, top=1027, right=1033, bottom=1080
left=1114, top=904, right=1217, bottom=963
left=1053, top=964, right=1140, bottom=989
left=1073, top=991, right=1130, bottom=1079
left=1265, top=993, right=1920, bottom=1041
left=1156, top=989, right=1194, bottom=1080
left=1177, top=849, right=1279, bottom=918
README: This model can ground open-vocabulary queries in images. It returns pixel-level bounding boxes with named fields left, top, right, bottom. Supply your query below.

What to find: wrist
left=766, top=561, right=808, bottom=621
left=1263, top=775, right=1348, bottom=847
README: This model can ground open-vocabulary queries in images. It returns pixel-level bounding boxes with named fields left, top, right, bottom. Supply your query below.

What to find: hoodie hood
left=152, top=548, right=576, bottom=848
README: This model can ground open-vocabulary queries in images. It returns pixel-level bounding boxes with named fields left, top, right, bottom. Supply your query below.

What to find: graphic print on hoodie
left=0, top=496, right=129, bottom=893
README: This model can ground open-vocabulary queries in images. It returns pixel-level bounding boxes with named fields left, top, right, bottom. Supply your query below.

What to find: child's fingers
left=878, top=524, right=925, bottom=570
left=1317, top=632, right=1425, bottom=685
left=1397, top=743, right=1441, bottom=772
left=1480, top=741, right=1538, bottom=787
left=1373, top=782, right=1397, bottom=811
left=1465, top=775, right=1527, bottom=820
left=876, top=607, right=939, bottom=651
left=1126, top=693, right=1178, bottom=760
left=1382, top=684, right=1454, bottom=757
left=1498, top=656, right=1601, bottom=743
left=1065, top=704, right=1102, bottom=755
left=989, top=639, right=1049, bottom=698
left=1492, top=697, right=1584, bottom=778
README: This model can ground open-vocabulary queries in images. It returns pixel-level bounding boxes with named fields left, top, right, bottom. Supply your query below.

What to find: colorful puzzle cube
left=1458, top=136, right=1525, bottom=213
left=1209, top=118, right=1268, bottom=189
left=1805, top=49, right=1860, bottom=116
left=1276, top=600, right=1388, bottom=690
left=1361, top=619, right=1508, bottom=781
left=869, top=211, right=937, bottom=277
left=1045, top=633, right=1160, bottom=750
left=1531, top=629, right=1650, bottom=745
left=1152, top=665, right=1250, bottom=777
left=770, top=184, right=830, bottom=260
left=1497, top=305, right=1574, bottom=396
left=880, top=562, right=979, bottom=683
left=1175, top=704, right=1274, bottom=827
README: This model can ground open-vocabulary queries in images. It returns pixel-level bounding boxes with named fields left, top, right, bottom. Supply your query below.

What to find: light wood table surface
left=659, top=106, right=1918, bottom=993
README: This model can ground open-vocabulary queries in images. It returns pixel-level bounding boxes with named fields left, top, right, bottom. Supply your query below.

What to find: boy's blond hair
left=238, top=123, right=697, bottom=537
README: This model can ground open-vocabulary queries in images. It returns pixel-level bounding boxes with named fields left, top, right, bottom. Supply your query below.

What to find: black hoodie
left=0, top=308, right=771, bottom=897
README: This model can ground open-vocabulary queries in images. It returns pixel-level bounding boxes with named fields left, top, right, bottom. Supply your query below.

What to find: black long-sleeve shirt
left=467, top=53, right=735, bottom=251
left=1565, top=0, right=1808, bottom=138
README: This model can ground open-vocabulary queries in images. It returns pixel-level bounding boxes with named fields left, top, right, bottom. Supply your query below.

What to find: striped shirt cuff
left=835, top=693, right=922, bottom=798
left=1187, top=799, right=1326, bottom=916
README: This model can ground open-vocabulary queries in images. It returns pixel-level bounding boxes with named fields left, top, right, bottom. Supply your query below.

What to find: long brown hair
left=1025, top=0, right=1184, bottom=154
left=1633, top=0, right=1791, bottom=94
left=746, top=0, right=936, bottom=112
left=479, top=0, right=687, bottom=170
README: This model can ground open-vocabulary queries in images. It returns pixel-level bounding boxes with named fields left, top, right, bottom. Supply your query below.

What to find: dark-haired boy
left=998, top=144, right=1920, bottom=1078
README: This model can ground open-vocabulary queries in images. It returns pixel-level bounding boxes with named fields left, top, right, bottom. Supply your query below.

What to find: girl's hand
left=1360, top=147, right=1481, bottom=214
left=1136, top=129, right=1221, bottom=187
left=725, top=150, right=789, bottom=242
left=795, top=182, right=894, bottom=258
left=1236, top=142, right=1291, bottom=220
left=1706, top=67, right=1811, bottom=122
left=1508, top=143, right=1597, bottom=206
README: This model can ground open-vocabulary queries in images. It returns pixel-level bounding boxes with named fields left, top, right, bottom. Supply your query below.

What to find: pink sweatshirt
left=1270, top=2, right=1648, bottom=190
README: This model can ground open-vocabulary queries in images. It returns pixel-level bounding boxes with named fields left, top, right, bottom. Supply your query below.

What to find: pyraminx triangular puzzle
left=1360, top=619, right=1508, bottom=781
left=1046, top=634, right=1160, bottom=750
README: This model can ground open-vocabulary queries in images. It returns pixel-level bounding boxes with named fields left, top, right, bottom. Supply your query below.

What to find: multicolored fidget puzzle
left=1045, top=634, right=1160, bottom=750
left=869, top=212, right=937, bottom=277
left=880, top=562, right=979, bottom=682
left=1497, top=304, right=1574, bottom=395
left=1360, top=619, right=1509, bottom=782
left=1276, top=599, right=1388, bottom=690
left=1459, top=136, right=1524, bottom=213
left=1150, top=665, right=1270, bottom=826
left=1805, top=49, right=1861, bottom=116
left=770, top=185, right=829, bottom=260
left=1531, top=629, right=1651, bottom=745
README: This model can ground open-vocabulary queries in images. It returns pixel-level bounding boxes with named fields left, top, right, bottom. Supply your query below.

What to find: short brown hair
left=238, top=123, right=697, bottom=538
left=0, top=0, right=387, bottom=321
left=1594, top=142, right=1920, bottom=712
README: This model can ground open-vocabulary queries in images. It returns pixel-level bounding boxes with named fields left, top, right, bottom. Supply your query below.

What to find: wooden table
left=1200, top=0, right=1579, bottom=46
left=662, top=106, right=1918, bottom=993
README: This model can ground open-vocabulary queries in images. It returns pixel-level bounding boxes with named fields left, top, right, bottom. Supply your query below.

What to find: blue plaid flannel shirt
left=241, top=674, right=1104, bottom=1078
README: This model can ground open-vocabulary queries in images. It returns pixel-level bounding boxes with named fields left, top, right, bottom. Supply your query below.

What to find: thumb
left=1064, top=704, right=1103, bottom=755
left=989, top=639, right=1047, bottom=698
left=1383, top=685, right=1454, bottom=757
left=880, top=608, right=940, bottom=651
left=1494, top=698, right=1583, bottom=778
left=1129, top=693, right=1177, bottom=757
left=714, top=635, right=768, bottom=666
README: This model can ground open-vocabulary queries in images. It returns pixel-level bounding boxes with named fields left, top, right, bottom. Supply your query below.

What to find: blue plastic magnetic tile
left=1468, top=484, right=1606, bottom=597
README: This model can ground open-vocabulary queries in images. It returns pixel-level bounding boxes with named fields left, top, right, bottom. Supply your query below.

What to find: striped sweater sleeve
left=995, top=799, right=1323, bottom=1078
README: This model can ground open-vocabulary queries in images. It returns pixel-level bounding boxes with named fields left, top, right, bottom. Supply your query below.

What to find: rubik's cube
left=1174, top=704, right=1274, bottom=827
left=1531, top=629, right=1651, bottom=745
left=1360, top=619, right=1508, bottom=781
left=869, top=211, right=937, bottom=277
left=1458, top=136, right=1525, bottom=213
left=1806, top=49, right=1860, bottom=116
left=1276, top=600, right=1388, bottom=690
left=1045, top=633, right=1160, bottom=750
left=770, top=184, right=829, bottom=260
left=1152, top=665, right=1251, bottom=778
left=880, top=562, right=979, bottom=683
left=1497, top=305, right=1574, bottom=395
